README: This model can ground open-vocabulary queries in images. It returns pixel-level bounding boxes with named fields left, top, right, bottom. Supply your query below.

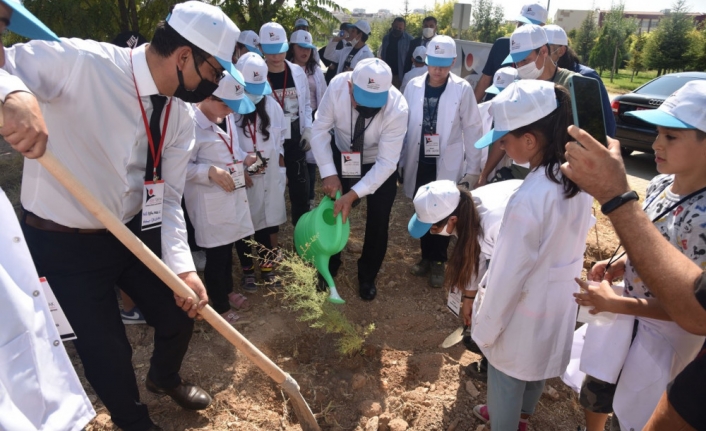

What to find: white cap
left=294, top=18, right=309, bottom=29
left=290, top=30, right=316, bottom=49
left=475, top=80, right=558, bottom=149
left=412, top=46, right=427, bottom=62
left=238, top=30, right=261, bottom=55
left=213, top=74, right=256, bottom=114
left=503, top=24, right=547, bottom=65
left=235, top=52, right=272, bottom=96
left=408, top=180, right=461, bottom=239
left=626, top=80, right=706, bottom=133
left=544, top=24, right=568, bottom=46
left=259, top=22, right=288, bottom=54
left=353, top=20, right=371, bottom=35
left=425, top=35, right=456, bottom=67
left=351, top=58, right=392, bottom=108
left=517, top=3, right=548, bottom=25
left=486, top=67, right=518, bottom=95
left=167, top=1, right=244, bottom=85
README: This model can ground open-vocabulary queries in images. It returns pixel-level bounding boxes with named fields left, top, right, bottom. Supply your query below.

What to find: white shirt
left=310, top=72, right=409, bottom=198
left=472, top=168, right=593, bottom=381
left=400, top=65, right=427, bottom=94
left=3, top=40, right=196, bottom=274
left=324, top=41, right=374, bottom=74
left=472, top=180, right=522, bottom=264
left=0, top=188, right=95, bottom=431
left=184, top=108, right=254, bottom=248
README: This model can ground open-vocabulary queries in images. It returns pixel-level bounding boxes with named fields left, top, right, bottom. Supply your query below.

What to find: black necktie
left=146, top=94, right=167, bottom=181
left=352, top=114, right=366, bottom=153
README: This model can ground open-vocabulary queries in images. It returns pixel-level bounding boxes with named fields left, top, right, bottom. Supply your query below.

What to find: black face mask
left=355, top=105, right=382, bottom=119
left=173, top=65, right=219, bottom=104
left=391, top=28, right=403, bottom=38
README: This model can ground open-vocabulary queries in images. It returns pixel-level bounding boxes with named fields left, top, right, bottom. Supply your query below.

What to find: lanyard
left=246, top=115, right=258, bottom=152
left=349, top=109, right=376, bottom=148
left=423, top=95, right=441, bottom=133
left=217, top=126, right=236, bottom=163
left=268, top=66, right=288, bottom=109
left=130, top=51, right=173, bottom=181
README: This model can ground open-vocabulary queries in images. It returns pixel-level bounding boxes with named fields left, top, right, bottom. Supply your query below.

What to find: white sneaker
left=192, top=250, right=206, bottom=271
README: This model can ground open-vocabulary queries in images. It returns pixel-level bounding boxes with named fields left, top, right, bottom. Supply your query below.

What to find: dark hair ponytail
left=434, top=187, right=483, bottom=291
left=509, top=85, right=580, bottom=198
left=240, top=97, right=271, bottom=141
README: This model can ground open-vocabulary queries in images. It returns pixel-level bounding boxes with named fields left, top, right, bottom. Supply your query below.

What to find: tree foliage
left=643, top=0, right=696, bottom=74
left=589, top=2, right=636, bottom=82
left=626, top=33, right=647, bottom=81
left=465, top=0, right=505, bottom=43
left=687, top=26, right=706, bottom=71
left=573, top=10, right=598, bottom=64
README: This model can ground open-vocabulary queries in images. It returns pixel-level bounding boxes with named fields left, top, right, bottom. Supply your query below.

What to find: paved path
left=625, top=151, right=658, bottom=195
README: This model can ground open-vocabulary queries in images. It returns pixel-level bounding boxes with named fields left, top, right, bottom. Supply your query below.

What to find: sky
left=334, top=0, right=706, bottom=22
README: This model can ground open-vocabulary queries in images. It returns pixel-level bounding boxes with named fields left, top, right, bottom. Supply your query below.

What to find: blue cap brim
left=425, top=56, right=454, bottom=67
left=353, top=84, right=388, bottom=108
left=216, top=58, right=246, bottom=86
left=502, top=49, right=533, bottom=66
left=245, top=44, right=262, bottom=55
left=296, top=42, right=317, bottom=50
left=408, top=213, right=434, bottom=239
left=244, top=81, right=272, bottom=96
left=475, top=129, right=509, bottom=149
left=6, top=1, right=60, bottom=42
left=625, top=110, right=695, bottom=129
left=223, top=97, right=256, bottom=115
left=517, top=16, right=543, bottom=25
left=485, top=85, right=502, bottom=94
left=261, top=43, right=289, bottom=54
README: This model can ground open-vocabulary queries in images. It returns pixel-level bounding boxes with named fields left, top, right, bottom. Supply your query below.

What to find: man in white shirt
left=311, top=58, right=409, bottom=300
left=0, top=2, right=96, bottom=431
left=323, top=20, right=374, bottom=76
left=3, top=2, right=245, bottom=430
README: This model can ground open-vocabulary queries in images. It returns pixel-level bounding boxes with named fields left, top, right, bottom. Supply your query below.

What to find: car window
left=636, top=76, right=705, bottom=97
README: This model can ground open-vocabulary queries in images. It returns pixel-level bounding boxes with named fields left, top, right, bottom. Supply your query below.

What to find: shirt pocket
left=0, top=332, right=47, bottom=427
left=203, top=192, right=237, bottom=226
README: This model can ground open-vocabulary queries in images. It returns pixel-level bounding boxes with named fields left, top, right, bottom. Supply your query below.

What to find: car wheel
left=620, top=147, right=633, bottom=157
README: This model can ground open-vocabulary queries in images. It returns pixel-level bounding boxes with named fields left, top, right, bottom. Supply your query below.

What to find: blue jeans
left=487, top=363, right=545, bottom=431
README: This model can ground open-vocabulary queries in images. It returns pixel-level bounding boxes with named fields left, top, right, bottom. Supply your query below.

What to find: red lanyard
left=217, top=126, right=236, bottom=163
left=130, top=51, right=173, bottom=180
left=246, top=115, right=258, bottom=152
left=268, top=66, right=288, bottom=109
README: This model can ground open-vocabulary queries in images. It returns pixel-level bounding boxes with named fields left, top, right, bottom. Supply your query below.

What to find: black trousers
left=415, top=161, right=450, bottom=262
left=283, top=138, right=310, bottom=227
left=21, top=222, right=194, bottom=431
left=329, top=143, right=398, bottom=283
left=234, top=226, right=277, bottom=269
left=204, top=242, right=234, bottom=314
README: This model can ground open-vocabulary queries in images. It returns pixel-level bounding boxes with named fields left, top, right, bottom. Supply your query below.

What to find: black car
left=611, top=71, right=706, bottom=155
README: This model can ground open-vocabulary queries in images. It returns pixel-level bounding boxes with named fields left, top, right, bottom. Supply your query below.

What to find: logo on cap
left=511, top=40, right=520, bottom=49
left=235, top=84, right=244, bottom=95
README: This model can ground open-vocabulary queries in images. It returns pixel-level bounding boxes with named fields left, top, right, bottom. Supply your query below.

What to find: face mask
left=355, top=105, right=381, bottom=119
left=173, top=66, right=219, bottom=104
left=433, top=222, right=456, bottom=237
left=246, top=93, right=264, bottom=104
left=349, top=37, right=359, bottom=46
left=391, top=28, right=402, bottom=37
left=516, top=57, right=544, bottom=80
left=422, top=27, right=435, bottom=39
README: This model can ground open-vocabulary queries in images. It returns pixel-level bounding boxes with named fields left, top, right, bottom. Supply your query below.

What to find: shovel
left=34, top=150, right=321, bottom=431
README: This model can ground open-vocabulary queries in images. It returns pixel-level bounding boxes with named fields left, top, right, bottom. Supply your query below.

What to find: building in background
left=554, top=8, right=706, bottom=34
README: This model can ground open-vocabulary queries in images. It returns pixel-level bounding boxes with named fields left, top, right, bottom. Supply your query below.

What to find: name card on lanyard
left=218, top=127, right=246, bottom=189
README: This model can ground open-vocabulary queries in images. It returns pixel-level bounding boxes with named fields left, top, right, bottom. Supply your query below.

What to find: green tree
left=573, top=10, right=599, bottom=64
left=626, top=33, right=647, bottom=81
left=687, top=26, right=706, bottom=71
left=589, top=24, right=613, bottom=74
left=643, top=0, right=696, bottom=75
left=466, top=0, right=505, bottom=43
left=596, top=2, right=637, bottom=82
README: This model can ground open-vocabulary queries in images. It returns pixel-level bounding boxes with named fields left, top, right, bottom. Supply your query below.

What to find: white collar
left=194, top=106, right=227, bottom=135
left=131, top=44, right=160, bottom=97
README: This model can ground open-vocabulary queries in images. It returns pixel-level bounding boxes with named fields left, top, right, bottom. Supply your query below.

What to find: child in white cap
left=573, top=80, right=706, bottom=431
left=400, top=35, right=483, bottom=288
left=470, top=80, right=593, bottom=430
left=233, top=29, right=261, bottom=62
left=231, top=52, right=288, bottom=291
left=184, top=74, right=257, bottom=325
left=323, top=19, right=374, bottom=74
left=400, top=45, right=427, bottom=93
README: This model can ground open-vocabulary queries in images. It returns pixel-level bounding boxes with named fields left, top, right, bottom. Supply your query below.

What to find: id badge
left=424, top=134, right=440, bottom=157
left=142, top=180, right=164, bottom=230
left=446, top=286, right=462, bottom=317
left=40, top=277, right=76, bottom=341
left=341, top=152, right=361, bottom=178
left=228, top=161, right=246, bottom=189
left=283, top=115, right=292, bottom=140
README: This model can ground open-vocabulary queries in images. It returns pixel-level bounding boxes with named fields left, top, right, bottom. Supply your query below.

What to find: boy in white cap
left=310, top=58, right=409, bottom=300
left=573, top=80, right=706, bottom=431
left=3, top=1, right=244, bottom=428
left=324, top=19, right=374, bottom=75
left=400, top=35, right=483, bottom=288
left=399, top=45, right=427, bottom=93
left=473, top=2, right=547, bottom=102
left=233, top=29, right=261, bottom=62
left=0, top=3, right=97, bottom=430
left=483, top=66, right=517, bottom=99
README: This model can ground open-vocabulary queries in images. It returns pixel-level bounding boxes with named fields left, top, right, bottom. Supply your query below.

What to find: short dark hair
left=150, top=21, right=209, bottom=66
left=393, top=17, right=406, bottom=25
left=423, top=16, right=437, bottom=25
left=556, top=45, right=581, bottom=70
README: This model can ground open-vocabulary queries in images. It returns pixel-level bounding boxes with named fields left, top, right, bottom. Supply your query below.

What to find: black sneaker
left=411, top=258, right=431, bottom=276
left=429, top=261, right=445, bottom=288
left=359, top=281, right=377, bottom=301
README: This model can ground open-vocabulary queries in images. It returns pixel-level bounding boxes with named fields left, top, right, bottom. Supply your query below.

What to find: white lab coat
left=324, top=41, right=374, bottom=74
left=472, top=167, right=593, bottom=381
left=232, top=97, right=288, bottom=231
left=0, top=188, right=95, bottom=431
left=184, top=108, right=254, bottom=248
left=311, top=71, right=409, bottom=198
left=400, top=72, right=483, bottom=198
left=305, top=66, right=328, bottom=165
left=400, top=65, right=427, bottom=94
left=284, top=60, right=313, bottom=135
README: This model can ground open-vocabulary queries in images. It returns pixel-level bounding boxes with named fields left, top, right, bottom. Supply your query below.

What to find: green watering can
left=294, top=191, right=350, bottom=304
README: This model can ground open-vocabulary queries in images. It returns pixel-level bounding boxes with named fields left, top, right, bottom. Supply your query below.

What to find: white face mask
left=422, top=27, right=435, bottom=39
left=349, top=37, right=359, bottom=46
left=246, top=93, right=263, bottom=104
left=516, top=56, right=544, bottom=80
left=432, top=223, right=456, bottom=237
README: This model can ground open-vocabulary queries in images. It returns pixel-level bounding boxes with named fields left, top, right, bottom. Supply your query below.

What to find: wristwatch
left=601, top=190, right=639, bottom=215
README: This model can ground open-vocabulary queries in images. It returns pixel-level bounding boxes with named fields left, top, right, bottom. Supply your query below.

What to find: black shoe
left=146, top=376, right=212, bottom=410
left=410, top=258, right=431, bottom=276
left=359, top=281, right=377, bottom=301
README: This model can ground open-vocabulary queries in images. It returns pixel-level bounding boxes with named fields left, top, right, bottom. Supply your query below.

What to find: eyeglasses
left=193, top=52, right=225, bottom=83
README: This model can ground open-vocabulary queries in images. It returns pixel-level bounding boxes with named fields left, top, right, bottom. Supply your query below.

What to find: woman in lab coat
left=232, top=52, right=288, bottom=291
left=184, top=75, right=256, bottom=325
left=400, top=35, right=483, bottom=288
